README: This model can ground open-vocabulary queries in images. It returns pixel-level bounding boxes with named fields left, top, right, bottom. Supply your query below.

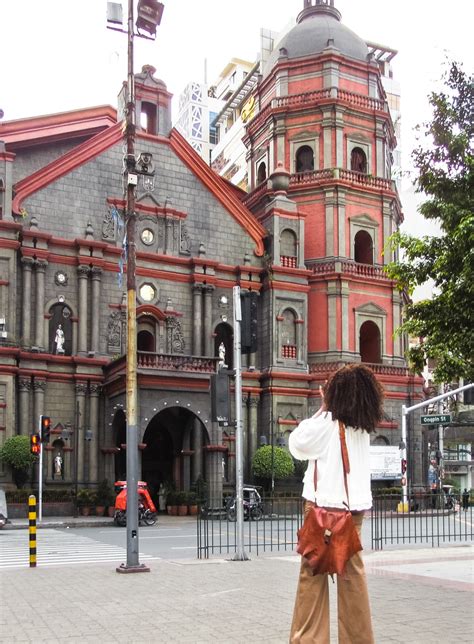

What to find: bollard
left=28, top=495, right=37, bottom=568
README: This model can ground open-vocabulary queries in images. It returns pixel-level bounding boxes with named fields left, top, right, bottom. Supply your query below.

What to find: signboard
left=420, top=414, right=451, bottom=426
left=370, top=446, right=402, bottom=480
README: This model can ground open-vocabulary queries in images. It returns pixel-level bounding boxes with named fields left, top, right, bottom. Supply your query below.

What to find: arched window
left=296, top=145, right=314, bottom=172
left=351, top=147, right=367, bottom=173
left=49, top=303, right=72, bottom=355
left=359, top=320, right=381, bottom=363
left=257, top=161, right=267, bottom=184
left=214, top=322, right=233, bottom=370
left=137, top=330, right=155, bottom=352
left=140, top=101, right=157, bottom=134
left=280, top=229, right=297, bottom=268
left=281, top=309, right=297, bottom=359
left=354, top=230, right=373, bottom=264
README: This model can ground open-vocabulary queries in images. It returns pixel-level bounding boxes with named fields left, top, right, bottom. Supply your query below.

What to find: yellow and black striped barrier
left=28, top=495, right=37, bottom=568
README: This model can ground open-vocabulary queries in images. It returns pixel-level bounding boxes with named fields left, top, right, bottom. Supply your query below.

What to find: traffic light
left=211, top=370, right=231, bottom=424
left=30, top=433, right=41, bottom=455
left=40, top=415, right=51, bottom=443
left=401, top=459, right=407, bottom=474
left=241, top=291, right=258, bottom=354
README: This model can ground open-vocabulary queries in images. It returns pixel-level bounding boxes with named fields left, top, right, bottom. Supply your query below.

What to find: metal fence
left=197, top=496, right=303, bottom=559
left=197, top=493, right=473, bottom=558
left=371, top=492, right=473, bottom=550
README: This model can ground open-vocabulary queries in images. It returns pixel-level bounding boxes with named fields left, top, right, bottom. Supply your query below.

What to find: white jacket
left=289, top=412, right=373, bottom=511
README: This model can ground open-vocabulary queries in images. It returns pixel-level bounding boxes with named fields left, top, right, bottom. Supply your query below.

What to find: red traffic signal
left=40, top=415, right=51, bottom=443
left=30, top=433, right=41, bottom=455
left=401, top=459, right=407, bottom=474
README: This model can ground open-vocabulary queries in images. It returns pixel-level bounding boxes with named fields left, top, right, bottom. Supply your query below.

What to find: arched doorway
left=137, top=329, right=155, bottom=351
left=142, top=407, right=208, bottom=504
left=359, top=320, right=381, bottom=363
left=354, top=230, right=373, bottom=264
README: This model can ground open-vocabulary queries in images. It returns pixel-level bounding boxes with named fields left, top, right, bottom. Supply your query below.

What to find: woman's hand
left=311, top=385, right=327, bottom=418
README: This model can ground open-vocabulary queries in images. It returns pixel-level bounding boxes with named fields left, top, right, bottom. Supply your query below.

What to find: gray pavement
left=1, top=515, right=473, bottom=643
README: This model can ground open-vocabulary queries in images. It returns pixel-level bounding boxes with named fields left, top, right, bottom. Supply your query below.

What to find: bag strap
left=313, top=420, right=351, bottom=509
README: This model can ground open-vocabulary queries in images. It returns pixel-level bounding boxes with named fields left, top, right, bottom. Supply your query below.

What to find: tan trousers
left=289, top=508, right=374, bottom=644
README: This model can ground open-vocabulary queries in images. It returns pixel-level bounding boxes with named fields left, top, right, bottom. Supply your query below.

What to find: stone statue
left=54, top=324, right=65, bottom=354
left=54, top=454, right=63, bottom=478
left=218, top=342, right=226, bottom=368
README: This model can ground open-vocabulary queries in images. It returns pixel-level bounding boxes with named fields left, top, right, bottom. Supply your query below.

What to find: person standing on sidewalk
left=462, top=488, right=470, bottom=511
left=289, top=364, right=384, bottom=644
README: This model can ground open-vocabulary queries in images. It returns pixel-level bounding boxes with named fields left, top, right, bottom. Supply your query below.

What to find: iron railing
left=196, top=493, right=473, bottom=558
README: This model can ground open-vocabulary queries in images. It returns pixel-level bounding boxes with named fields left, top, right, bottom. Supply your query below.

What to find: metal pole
left=437, top=388, right=444, bottom=493
left=73, top=404, right=79, bottom=518
left=401, top=406, right=408, bottom=507
left=38, top=416, right=43, bottom=522
left=117, top=0, right=148, bottom=574
left=232, top=286, right=249, bottom=561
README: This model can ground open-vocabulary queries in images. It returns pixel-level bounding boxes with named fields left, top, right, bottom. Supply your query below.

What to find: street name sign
left=420, top=414, right=452, bottom=426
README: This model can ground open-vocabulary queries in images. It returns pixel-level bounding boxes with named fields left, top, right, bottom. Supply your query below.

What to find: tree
left=252, top=445, right=295, bottom=482
left=386, top=61, right=473, bottom=383
left=0, top=435, right=37, bottom=488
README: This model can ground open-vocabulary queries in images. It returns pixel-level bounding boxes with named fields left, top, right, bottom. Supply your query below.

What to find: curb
left=2, top=519, right=115, bottom=530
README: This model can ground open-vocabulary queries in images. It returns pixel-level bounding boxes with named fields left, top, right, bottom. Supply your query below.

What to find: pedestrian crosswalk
left=0, top=529, right=159, bottom=569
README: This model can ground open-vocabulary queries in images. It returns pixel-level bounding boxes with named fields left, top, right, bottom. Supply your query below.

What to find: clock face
left=141, top=228, right=154, bottom=245
left=139, top=283, right=155, bottom=302
left=55, top=271, right=67, bottom=285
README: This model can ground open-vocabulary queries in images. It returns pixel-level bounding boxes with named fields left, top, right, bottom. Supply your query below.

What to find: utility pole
left=108, top=0, right=164, bottom=574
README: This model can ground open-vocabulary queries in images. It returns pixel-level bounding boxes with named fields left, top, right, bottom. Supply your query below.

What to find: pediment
left=355, top=302, right=386, bottom=315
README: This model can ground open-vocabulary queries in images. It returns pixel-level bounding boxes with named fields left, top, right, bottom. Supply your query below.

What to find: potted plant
left=187, top=491, right=198, bottom=516
left=96, top=479, right=115, bottom=517
left=166, top=491, right=178, bottom=516
left=76, top=489, right=93, bottom=516
left=176, top=491, right=188, bottom=516
left=0, top=435, right=36, bottom=489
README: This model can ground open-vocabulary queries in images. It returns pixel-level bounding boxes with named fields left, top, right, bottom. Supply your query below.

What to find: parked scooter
left=114, top=480, right=157, bottom=527
left=227, top=485, right=264, bottom=521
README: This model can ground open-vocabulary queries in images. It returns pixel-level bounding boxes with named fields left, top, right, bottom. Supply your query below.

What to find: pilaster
left=77, top=265, right=89, bottom=354
left=202, top=285, right=215, bottom=356
left=18, top=378, right=31, bottom=436
left=21, top=258, right=34, bottom=347
left=34, top=260, right=48, bottom=350
left=90, top=267, right=102, bottom=355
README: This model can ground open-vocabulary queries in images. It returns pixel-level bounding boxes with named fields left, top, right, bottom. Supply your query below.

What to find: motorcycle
left=227, top=485, right=264, bottom=522
left=113, top=480, right=157, bottom=527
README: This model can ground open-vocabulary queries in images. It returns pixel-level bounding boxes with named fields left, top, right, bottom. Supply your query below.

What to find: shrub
left=76, top=489, right=94, bottom=506
left=0, top=435, right=37, bottom=472
left=96, top=479, right=115, bottom=506
left=252, top=446, right=295, bottom=481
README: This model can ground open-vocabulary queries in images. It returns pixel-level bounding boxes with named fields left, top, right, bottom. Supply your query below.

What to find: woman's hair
left=323, top=364, right=384, bottom=433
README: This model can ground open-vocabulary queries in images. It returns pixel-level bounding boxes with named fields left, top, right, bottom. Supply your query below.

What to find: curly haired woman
left=289, top=364, right=384, bottom=644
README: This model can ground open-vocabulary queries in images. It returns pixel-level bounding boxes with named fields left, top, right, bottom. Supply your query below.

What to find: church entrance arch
left=141, top=407, right=209, bottom=504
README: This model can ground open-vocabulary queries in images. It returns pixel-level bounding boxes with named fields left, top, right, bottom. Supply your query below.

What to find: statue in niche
left=53, top=453, right=63, bottom=479
left=54, top=325, right=65, bottom=354
left=218, top=342, right=227, bottom=368
left=180, top=223, right=191, bottom=254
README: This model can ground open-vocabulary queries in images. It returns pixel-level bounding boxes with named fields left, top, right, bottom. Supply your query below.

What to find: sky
left=1, top=0, right=472, bottom=240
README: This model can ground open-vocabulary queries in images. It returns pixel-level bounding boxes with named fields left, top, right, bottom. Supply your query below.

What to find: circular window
left=139, top=283, right=155, bottom=302
left=141, top=228, right=154, bottom=245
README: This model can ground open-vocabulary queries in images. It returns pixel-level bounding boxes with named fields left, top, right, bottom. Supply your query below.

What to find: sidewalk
left=0, top=535, right=472, bottom=643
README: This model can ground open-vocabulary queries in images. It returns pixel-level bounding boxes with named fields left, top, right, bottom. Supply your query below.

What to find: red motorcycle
left=114, top=481, right=157, bottom=527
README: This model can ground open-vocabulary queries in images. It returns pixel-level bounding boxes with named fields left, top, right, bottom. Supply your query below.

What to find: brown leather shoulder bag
left=296, top=421, right=362, bottom=576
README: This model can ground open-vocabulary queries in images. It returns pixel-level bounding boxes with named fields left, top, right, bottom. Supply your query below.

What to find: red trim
left=169, top=128, right=266, bottom=257
left=203, top=444, right=228, bottom=453
left=107, top=197, right=187, bottom=220
left=136, top=304, right=166, bottom=321
left=12, top=121, right=123, bottom=214
left=0, top=151, right=16, bottom=162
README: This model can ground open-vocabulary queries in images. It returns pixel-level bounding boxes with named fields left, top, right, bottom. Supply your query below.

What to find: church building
left=0, top=0, right=424, bottom=503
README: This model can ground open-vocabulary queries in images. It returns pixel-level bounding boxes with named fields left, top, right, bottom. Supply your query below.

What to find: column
left=88, top=384, right=101, bottom=484
left=192, top=284, right=203, bottom=355
left=34, top=260, right=47, bottom=349
left=75, top=383, right=88, bottom=485
left=77, top=265, right=89, bottom=354
left=21, top=258, right=34, bottom=347
left=18, top=378, right=31, bottom=435
left=202, top=285, right=214, bottom=356
left=191, top=418, right=203, bottom=482
left=90, top=267, right=102, bottom=355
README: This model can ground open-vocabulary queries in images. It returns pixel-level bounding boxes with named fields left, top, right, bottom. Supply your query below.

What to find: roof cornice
left=12, top=121, right=123, bottom=214
left=169, top=128, right=266, bottom=257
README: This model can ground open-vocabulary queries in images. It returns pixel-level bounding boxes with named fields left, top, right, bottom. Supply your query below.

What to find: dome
left=263, top=1, right=368, bottom=77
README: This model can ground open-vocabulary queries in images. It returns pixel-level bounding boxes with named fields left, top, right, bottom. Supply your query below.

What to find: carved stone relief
left=166, top=316, right=185, bottom=354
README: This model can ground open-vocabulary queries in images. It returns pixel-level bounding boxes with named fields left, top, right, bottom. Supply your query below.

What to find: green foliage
left=95, top=479, right=115, bottom=506
left=252, top=446, right=295, bottom=481
left=76, top=489, right=94, bottom=506
left=6, top=489, right=75, bottom=503
left=385, top=61, right=474, bottom=383
left=0, top=435, right=37, bottom=472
